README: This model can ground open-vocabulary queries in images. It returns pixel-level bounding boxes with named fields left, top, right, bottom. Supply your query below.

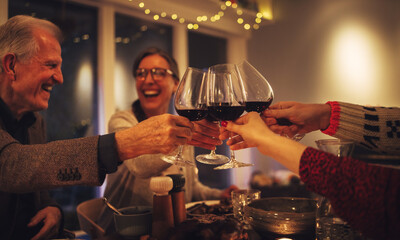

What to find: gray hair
left=0, top=15, right=63, bottom=73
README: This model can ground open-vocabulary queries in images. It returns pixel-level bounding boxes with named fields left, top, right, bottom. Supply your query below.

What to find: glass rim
left=315, top=139, right=354, bottom=145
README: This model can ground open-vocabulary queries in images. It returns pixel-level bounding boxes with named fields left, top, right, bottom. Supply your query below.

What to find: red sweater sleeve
left=299, top=147, right=400, bottom=239
left=321, top=101, right=340, bottom=136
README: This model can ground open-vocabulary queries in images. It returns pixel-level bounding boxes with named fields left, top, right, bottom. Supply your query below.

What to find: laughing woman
left=98, top=47, right=235, bottom=233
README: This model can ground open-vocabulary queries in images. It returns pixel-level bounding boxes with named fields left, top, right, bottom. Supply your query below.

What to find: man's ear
left=2, top=53, right=16, bottom=76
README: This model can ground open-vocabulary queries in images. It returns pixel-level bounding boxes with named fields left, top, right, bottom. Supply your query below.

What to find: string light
left=128, top=0, right=270, bottom=31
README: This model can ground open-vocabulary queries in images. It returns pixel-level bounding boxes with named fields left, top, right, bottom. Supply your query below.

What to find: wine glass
left=196, top=70, right=230, bottom=165
left=237, top=60, right=274, bottom=113
left=315, top=139, right=359, bottom=239
left=162, top=67, right=208, bottom=167
left=237, top=60, right=304, bottom=141
left=207, top=63, right=254, bottom=170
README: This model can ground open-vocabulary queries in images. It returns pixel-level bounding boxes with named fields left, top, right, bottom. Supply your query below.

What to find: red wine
left=208, top=104, right=245, bottom=121
left=245, top=99, right=273, bottom=113
left=205, top=114, right=219, bottom=122
left=176, top=109, right=207, bottom=121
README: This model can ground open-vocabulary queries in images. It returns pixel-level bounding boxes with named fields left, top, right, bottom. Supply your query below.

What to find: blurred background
left=1, top=0, right=399, bottom=230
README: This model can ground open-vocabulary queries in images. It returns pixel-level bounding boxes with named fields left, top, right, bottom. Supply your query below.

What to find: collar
left=0, top=97, right=36, bottom=132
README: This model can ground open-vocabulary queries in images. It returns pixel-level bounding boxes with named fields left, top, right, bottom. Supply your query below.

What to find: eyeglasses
left=135, top=68, right=175, bottom=81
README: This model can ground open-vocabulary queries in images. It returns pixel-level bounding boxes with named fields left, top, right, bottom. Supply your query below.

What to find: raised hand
left=188, top=119, right=223, bottom=150
left=220, top=112, right=273, bottom=152
left=220, top=112, right=307, bottom=174
left=115, top=114, right=194, bottom=160
left=262, top=101, right=331, bottom=137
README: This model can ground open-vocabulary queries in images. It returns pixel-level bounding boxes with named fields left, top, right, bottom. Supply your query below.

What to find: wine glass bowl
left=237, top=60, right=274, bottom=113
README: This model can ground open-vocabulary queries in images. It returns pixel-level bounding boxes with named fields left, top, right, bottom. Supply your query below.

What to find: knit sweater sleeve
left=322, top=101, right=400, bottom=154
left=299, top=147, right=400, bottom=239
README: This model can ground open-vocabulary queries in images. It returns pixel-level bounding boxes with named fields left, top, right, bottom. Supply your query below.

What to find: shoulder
left=108, top=109, right=138, bottom=133
left=110, top=109, right=137, bottom=121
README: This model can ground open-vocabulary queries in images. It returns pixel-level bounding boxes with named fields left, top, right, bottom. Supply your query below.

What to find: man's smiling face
left=10, top=28, right=63, bottom=117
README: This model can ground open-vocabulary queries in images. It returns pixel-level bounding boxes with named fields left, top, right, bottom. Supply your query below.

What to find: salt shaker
left=167, top=174, right=186, bottom=226
left=150, top=176, right=174, bottom=240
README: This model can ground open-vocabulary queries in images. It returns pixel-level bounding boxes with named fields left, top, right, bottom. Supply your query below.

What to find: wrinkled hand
left=28, top=206, right=61, bottom=240
left=116, top=114, right=194, bottom=160
left=188, top=119, right=223, bottom=150
left=262, top=101, right=331, bottom=137
left=220, top=185, right=239, bottom=200
left=219, top=112, right=273, bottom=151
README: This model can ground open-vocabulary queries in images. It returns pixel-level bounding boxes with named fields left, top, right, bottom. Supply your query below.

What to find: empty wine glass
left=206, top=63, right=253, bottom=170
left=162, top=67, right=208, bottom=167
left=315, top=139, right=359, bottom=240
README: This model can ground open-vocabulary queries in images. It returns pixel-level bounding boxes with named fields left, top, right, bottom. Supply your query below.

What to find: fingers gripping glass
left=135, top=68, right=174, bottom=81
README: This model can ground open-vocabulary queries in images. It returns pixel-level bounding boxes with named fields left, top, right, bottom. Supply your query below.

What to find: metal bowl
left=244, top=197, right=317, bottom=240
left=113, top=206, right=152, bottom=238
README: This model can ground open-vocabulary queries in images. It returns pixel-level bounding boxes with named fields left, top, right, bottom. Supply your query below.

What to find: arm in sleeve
left=0, top=130, right=103, bottom=193
left=299, top=147, right=400, bottom=239
left=108, top=111, right=171, bottom=178
left=322, top=101, right=400, bottom=155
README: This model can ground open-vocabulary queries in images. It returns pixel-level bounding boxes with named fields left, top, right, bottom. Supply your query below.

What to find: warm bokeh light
left=257, top=0, right=273, bottom=20
left=77, top=61, right=93, bottom=107
left=321, top=19, right=387, bottom=103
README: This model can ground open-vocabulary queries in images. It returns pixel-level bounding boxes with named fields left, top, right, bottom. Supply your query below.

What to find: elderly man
left=0, top=15, right=204, bottom=239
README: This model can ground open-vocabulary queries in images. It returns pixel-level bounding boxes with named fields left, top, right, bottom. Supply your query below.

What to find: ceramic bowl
left=244, top=197, right=317, bottom=240
left=113, top=206, right=152, bottom=238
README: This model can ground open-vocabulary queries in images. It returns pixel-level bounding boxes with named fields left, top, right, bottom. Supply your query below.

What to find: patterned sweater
left=299, top=101, right=400, bottom=239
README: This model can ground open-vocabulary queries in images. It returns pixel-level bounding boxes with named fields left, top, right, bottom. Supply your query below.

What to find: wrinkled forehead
left=33, top=28, right=62, bottom=59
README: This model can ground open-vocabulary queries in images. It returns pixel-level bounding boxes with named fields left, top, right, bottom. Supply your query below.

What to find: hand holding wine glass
left=238, top=61, right=304, bottom=141
left=162, top=67, right=208, bottom=166
left=238, top=60, right=274, bottom=113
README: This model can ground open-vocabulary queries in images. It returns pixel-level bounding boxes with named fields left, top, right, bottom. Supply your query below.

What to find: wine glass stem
left=210, top=149, right=216, bottom=156
left=176, top=145, right=183, bottom=159
left=230, top=149, right=236, bottom=161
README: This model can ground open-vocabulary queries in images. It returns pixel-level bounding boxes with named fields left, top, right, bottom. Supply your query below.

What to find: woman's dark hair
left=132, top=47, right=179, bottom=81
